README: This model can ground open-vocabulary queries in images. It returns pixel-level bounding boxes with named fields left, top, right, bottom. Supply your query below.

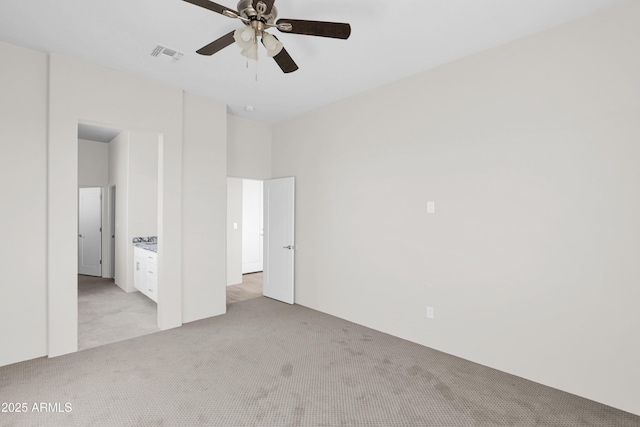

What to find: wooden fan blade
left=182, top=0, right=238, bottom=17
left=252, top=0, right=275, bottom=15
left=196, top=31, right=236, bottom=55
left=276, top=19, right=351, bottom=39
left=262, top=35, right=298, bottom=73
left=273, top=47, right=299, bottom=73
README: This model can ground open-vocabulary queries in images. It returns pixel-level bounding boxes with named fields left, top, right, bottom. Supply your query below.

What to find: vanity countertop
left=132, top=236, right=157, bottom=252
left=134, top=242, right=157, bottom=252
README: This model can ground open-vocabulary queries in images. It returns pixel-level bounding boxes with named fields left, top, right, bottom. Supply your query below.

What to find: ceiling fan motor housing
left=237, top=0, right=278, bottom=25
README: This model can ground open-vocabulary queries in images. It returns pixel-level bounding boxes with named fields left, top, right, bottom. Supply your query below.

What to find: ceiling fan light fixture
left=262, top=32, right=283, bottom=58
left=240, top=43, right=258, bottom=61
left=233, top=26, right=255, bottom=50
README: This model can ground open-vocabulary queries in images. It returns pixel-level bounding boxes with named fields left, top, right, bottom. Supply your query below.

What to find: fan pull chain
left=255, top=56, right=259, bottom=82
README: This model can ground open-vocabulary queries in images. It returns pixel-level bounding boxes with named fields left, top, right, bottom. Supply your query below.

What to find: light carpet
left=78, top=275, right=159, bottom=351
left=1, top=297, right=638, bottom=426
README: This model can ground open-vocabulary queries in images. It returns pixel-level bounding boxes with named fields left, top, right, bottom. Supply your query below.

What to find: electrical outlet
left=427, top=306, right=434, bottom=319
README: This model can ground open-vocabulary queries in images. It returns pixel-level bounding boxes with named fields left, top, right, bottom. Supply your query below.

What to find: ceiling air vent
left=151, top=45, right=183, bottom=63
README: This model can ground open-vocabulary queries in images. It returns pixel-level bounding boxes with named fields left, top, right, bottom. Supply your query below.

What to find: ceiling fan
left=183, top=0, right=351, bottom=73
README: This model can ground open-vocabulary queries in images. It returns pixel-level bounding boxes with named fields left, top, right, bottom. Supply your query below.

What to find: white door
left=242, top=179, right=263, bottom=274
left=78, top=187, right=102, bottom=276
left=263, top=177, right=295, bottom=304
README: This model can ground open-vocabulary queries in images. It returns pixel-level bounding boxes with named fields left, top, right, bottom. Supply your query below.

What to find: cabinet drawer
left=134, top=246, right=158, bottom=264
left=146, top=276, right=158, bottom=303
left=144, top=251, right=157, bottom=264
left=146, top=262, right=158, bottom=283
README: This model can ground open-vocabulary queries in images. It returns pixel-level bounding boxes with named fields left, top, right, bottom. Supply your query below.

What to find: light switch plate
left=427, top=201, right=435, bottom=214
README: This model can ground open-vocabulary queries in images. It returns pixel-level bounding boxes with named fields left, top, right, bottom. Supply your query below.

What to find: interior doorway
left=226, top=177, right=264, bottom=305
left=227, top=272, right=263, bottom=304
left=226, top=176, right=296, bottom=306
left=77, top=123, right=160, bottom=351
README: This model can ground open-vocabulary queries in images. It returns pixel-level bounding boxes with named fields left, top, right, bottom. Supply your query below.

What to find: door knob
left=78, top=234, right=83, bottom=238
left=283, top=245, right=293, bottom=250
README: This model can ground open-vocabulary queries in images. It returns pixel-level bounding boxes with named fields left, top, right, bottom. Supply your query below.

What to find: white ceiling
left=0, top=0, right=624, bottom=124
left=78, top=123, right=123, bottom=143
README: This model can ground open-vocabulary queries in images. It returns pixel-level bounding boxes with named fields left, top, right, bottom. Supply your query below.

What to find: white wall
left=107, top=130, right=159, bottom=292
left=226, top=178, right=243, bottom=286
left=1, top=43, right=228, bottom=364
left=127, top=131, right=159, bottom=291
left=226, top=115, right=271, bottom=286
left=182, top=93, right=227, bottom=322
left=0, top=41, right=48, bottom=366
left=47, top=52, right=187, bottom=357
left=227, top=115, right=272, bottom=180
left=272, top=1, right=640, bottom=416
left=128, top=131, right=158, bottom=240
left=78, top=139, right=109, bottom=187
left=108, top=132, right=130, bottom=289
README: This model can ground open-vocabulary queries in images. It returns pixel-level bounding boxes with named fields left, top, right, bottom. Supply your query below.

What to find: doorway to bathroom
left=77, top=122, right=160, bottom=350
